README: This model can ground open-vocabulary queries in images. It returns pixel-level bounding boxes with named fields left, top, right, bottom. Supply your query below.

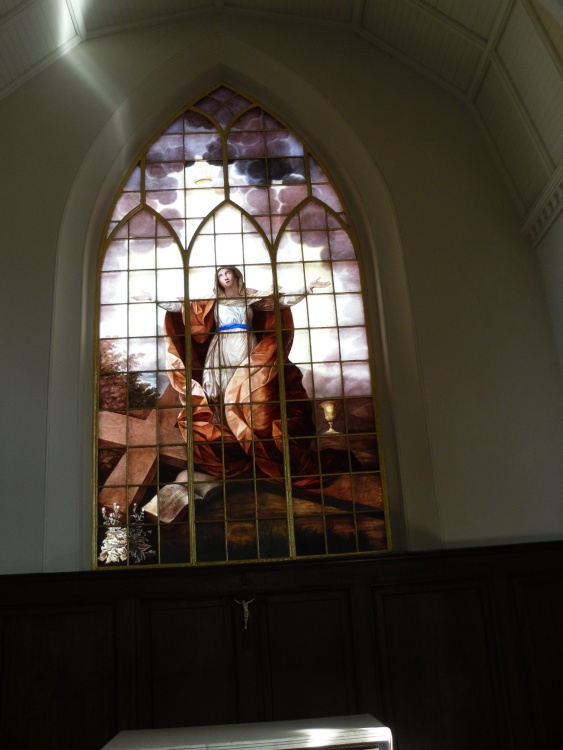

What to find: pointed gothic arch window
left=95, top=85, right=389, bottom=567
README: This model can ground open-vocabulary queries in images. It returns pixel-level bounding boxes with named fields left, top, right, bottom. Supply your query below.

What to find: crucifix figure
left=234, top=597, right=256, bottom=630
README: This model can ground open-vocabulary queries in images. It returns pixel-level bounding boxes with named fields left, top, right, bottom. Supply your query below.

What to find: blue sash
left=217, top=323, right=253, bottom=332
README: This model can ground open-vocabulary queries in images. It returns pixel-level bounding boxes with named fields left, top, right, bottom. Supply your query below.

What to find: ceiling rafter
left=355, top=23, right=468, bottom=101
left=466, top=0, right=514, bottom=102
left=524, top=0, right=563, bottom=72
left=0, top=0, right=561, bottom=244
left=66, top=0, right=86, bottom=38
left=491, top=46, right=555, bottom=174
left=0, top=0, right=40, bottom=25
left=77, top=3, right=216, bottom=40
left=400, top=0, right=488, bottom=48
left=351, top=0, right=365, bottom=29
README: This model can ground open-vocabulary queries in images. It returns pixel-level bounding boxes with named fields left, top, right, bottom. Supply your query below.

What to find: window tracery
left=95, top=85, right=389, bottom=566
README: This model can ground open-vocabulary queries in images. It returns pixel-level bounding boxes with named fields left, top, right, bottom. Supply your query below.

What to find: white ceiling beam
left=521, top=0, right=563, bottom=78
left=65, top=0, right=86, bottom=39
left=535, top=0, right=563, bottom=26
left=79, top=5, right=214, bottom=40
left=0, top=33, right=80, bottom=100
left=356, top=25, right=467, bottom=101
left=400, top=0, right=487, bottom=48
left=0, top=0, right=40, bottom=25
left=469, top=97, right=528, bottom=216
left=489, top=46, right=555, bottom=173
left=466, top=0, right=514, bottom=103
left=217, top=3, right=355, bottom=28
left=352, top=0, right=366, bottom=29
left=0, top=0, right=560, bottom=241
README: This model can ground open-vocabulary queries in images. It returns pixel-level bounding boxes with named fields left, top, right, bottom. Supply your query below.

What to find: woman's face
left=218, top=268, right=236, bottom=290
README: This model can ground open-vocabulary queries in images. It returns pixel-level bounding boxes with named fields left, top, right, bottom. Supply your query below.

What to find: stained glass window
left=95, top=85, right=389, bottom=567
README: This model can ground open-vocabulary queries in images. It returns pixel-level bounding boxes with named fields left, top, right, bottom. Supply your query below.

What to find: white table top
left=101, top=714, right=392, bottom=750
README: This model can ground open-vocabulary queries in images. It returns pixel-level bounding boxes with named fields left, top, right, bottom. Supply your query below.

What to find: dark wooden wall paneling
left=513, top=574, right=563, bottom=750
left=0, top=541, right=561, bottom=750
left=0, top=605, right=117, bottom=749
left=374, top=581, right=507, bottom=749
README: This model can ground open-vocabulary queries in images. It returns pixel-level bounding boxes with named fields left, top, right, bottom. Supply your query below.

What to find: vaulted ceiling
left=1, top=0, right=562, bottom=243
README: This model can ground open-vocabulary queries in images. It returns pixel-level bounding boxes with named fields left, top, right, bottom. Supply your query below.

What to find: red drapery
left=164, top=301, right=350, bottom=486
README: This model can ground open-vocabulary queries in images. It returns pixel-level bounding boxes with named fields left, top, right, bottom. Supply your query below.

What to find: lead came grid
left=96, top=85, right=387, bottom=567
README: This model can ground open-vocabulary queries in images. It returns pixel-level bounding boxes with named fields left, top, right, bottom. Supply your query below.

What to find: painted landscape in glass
left=96, top=85, right=387, bottom=566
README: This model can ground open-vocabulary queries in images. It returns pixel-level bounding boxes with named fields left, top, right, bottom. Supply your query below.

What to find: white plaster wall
left=537, top=214, right=563, bottom=376
left=0, top=15, right=561, bottom=573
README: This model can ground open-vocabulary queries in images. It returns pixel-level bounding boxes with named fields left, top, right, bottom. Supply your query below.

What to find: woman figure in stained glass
left=159, top=266, right=350, bottom=485
left=202, top=266, right=329, bottom=405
